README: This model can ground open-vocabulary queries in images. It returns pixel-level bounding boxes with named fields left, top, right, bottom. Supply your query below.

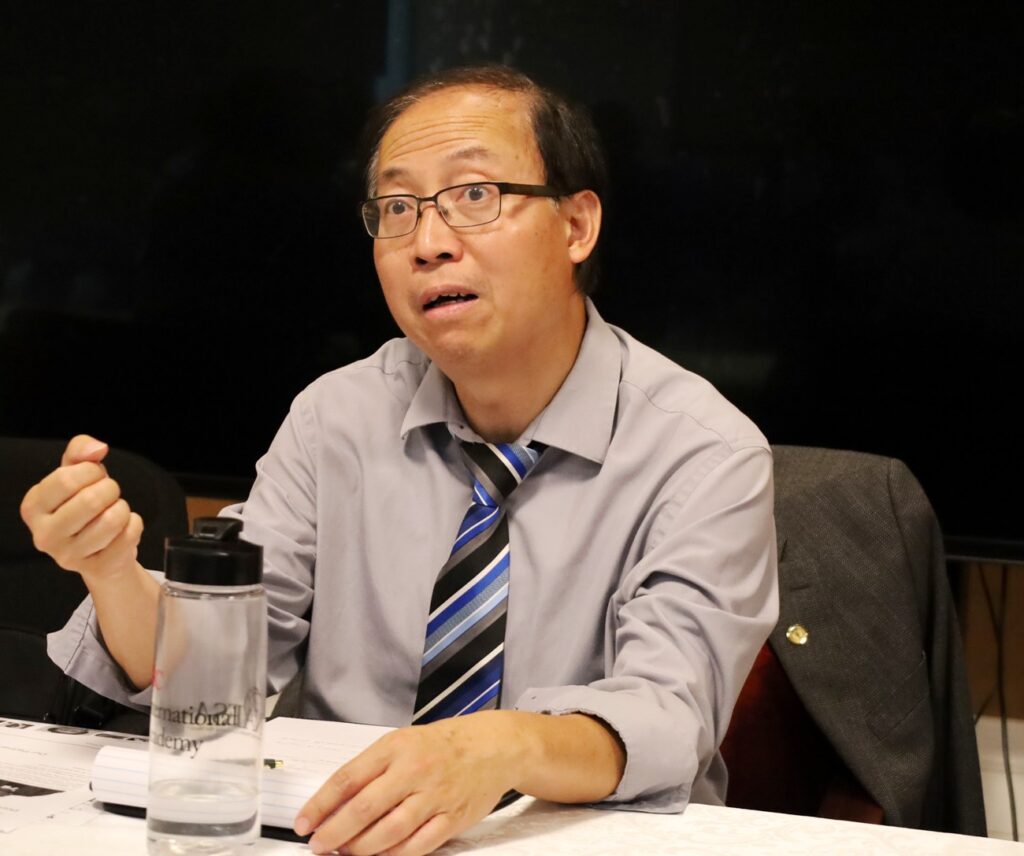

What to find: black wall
left=2, top=1, right=1021, bottom=550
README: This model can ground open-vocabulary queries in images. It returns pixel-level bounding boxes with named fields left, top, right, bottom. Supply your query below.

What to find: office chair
left=720, top=445, right=986, bottom=836
left=0, top=436, right=188, bottom=729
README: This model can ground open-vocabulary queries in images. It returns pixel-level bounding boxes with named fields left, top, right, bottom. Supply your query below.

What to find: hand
left=295, top=711, right=524, bottom=856
left=20, top=434, right=144, bottom=583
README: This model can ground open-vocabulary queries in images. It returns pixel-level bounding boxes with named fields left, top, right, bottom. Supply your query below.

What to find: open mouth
left=424, top=293, right=478, bottom=311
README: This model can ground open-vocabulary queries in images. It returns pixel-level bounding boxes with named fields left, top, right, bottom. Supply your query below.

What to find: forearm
left=83, top=560, right=161, bottom=690
left=503, top=710, right=625, bottom=803
left=295, top=708, right=626, bottom=854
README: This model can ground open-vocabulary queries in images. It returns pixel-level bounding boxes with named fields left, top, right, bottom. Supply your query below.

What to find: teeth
left=427, top=292, right=473, bottom=307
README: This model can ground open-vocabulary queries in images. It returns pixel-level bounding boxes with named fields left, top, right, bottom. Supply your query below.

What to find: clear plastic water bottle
left=147, top=517, right=267, bottom=856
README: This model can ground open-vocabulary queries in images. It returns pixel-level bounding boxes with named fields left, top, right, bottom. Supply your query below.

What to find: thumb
left=62, top=434, right=110, bottom=467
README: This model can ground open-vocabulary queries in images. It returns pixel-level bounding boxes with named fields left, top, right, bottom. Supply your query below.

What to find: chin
left=425, top=337, right=496, bottom=377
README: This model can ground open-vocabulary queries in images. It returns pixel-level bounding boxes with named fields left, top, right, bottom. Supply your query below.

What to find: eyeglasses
left=360, top=181, right=564, bottom=239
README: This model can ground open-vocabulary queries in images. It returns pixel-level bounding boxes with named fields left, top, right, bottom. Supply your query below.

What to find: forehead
left=375, top=86, right=542, bottom=187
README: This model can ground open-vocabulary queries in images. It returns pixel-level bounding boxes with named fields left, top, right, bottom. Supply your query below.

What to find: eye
left=461, top=185, right=493, bottom=204
left=384, top=198, right=411, bottom=216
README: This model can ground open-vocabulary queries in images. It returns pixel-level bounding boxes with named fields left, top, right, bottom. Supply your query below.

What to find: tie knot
left=460, top=442, right=542, bottom=507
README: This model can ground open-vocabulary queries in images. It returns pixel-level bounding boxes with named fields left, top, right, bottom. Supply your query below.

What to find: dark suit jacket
left=770, top=445, right=985, bottom=835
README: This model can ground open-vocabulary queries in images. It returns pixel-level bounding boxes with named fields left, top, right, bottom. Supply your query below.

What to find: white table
left=5, top=797, right=1021, bottom=855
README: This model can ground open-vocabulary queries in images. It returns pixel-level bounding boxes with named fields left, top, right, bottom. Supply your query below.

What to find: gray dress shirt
left=49, top=299, right=778, bottom=813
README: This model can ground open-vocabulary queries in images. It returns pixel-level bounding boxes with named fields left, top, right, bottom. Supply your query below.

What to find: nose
left=413, top=203, right=463, bottom=266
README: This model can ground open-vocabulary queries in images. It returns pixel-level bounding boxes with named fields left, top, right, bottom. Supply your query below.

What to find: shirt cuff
left=513, top=684, right=696, bottom=813
left=47, top=593, right=154, bottom=712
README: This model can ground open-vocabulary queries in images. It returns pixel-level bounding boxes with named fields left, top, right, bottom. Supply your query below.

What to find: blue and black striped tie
left=412, top=441, right=542, bottom=724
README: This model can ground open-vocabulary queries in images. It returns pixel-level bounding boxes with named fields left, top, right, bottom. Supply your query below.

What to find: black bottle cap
left=164, top=518, right=263, bottom=586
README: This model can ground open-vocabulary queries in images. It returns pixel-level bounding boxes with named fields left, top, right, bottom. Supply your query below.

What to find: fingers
left=47, top=471, right=123, bottom=536
left=298, top=722, right=507, bottom=856
left=20, top=437, right=141, bottom=579
left=296, top=763, right=373, bottom=836
left=61, top=434, right=109, bottom=467
left=339, top=794, right=448, bottom=856
left=309, top=777, right=421, bottom=856
left=22, top=461, right=109, bottom=520
left=296, top=743, right=394, bottom=837
left=298, top=732, right=429, bottom=854
left=24, top=468, right=126, bottom=567
left=386, top=813, right=456, bottom=856
left=72, top=498, right=132, bottom=557
left=91, top=511, right=144, bottom=568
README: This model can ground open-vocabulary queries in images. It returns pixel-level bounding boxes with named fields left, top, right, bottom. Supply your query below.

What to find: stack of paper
left=90, top=717, right=394, bottom=830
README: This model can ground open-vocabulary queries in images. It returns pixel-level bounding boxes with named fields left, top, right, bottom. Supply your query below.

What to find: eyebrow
left=377, top=145, right=497, bottom=187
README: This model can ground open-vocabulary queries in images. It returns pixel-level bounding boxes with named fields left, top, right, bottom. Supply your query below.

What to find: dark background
left=2, top=1, right=1022, bottom=554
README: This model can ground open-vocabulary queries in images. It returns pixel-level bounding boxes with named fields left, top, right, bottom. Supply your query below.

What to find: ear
left=561, top=190, right=602, bottom=265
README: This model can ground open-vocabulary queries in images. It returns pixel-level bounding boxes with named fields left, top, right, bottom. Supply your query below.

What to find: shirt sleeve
left=47, top=576, right=159, bottom=712
left=47, top=390, right=321, bottom=709
left=218, top=389, right=319, bottom=698
left=513, top=445, right=779, bottom=813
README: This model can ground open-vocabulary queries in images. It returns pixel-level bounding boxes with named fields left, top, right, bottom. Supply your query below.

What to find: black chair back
left=0, top=436, right=188, bottom=727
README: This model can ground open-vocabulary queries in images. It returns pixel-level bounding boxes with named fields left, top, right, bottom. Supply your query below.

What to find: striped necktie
left=412, top=441, right=541, bottom=724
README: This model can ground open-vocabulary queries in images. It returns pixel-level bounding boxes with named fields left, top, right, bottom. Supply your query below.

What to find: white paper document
left=0, top=716, right=149, bottom=832
left=90, top=717, right=394, bottom=830
left=0, top=715, right=392, bottom=835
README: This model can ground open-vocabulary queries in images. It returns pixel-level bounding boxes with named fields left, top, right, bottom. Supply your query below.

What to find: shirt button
left=786, top=623, right=809, bottom=645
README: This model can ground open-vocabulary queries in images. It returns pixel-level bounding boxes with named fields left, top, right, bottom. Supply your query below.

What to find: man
left=21, top=66, right=777, bottom=855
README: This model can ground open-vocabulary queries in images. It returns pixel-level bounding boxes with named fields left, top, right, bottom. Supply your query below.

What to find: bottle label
left=149, top=687, right=263, bottom=758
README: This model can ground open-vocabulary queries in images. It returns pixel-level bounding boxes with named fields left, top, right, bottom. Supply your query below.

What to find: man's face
left=371, top=86, right=587, bottom=380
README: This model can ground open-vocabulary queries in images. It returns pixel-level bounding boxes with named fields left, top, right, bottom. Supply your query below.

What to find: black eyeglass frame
left=359, top=181, right=567, bottom=239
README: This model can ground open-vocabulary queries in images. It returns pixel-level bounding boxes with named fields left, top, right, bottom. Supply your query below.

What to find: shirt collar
left=400, top=298, right=621, bottom=464
left=400, top=359, right=460, bottom=438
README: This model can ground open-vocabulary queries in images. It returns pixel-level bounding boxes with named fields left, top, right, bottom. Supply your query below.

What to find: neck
left=452, top=304, right=587, bottom=444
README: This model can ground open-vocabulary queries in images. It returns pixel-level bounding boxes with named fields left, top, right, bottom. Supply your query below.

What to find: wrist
left=81, top=559, right=149, bottom=596
left=476, top=710, right=541, bottom=794
left=498, top=710, right=625, bottom=803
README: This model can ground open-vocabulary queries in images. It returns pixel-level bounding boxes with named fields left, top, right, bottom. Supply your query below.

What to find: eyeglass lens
left=363, top=183, right=502, bottom=238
